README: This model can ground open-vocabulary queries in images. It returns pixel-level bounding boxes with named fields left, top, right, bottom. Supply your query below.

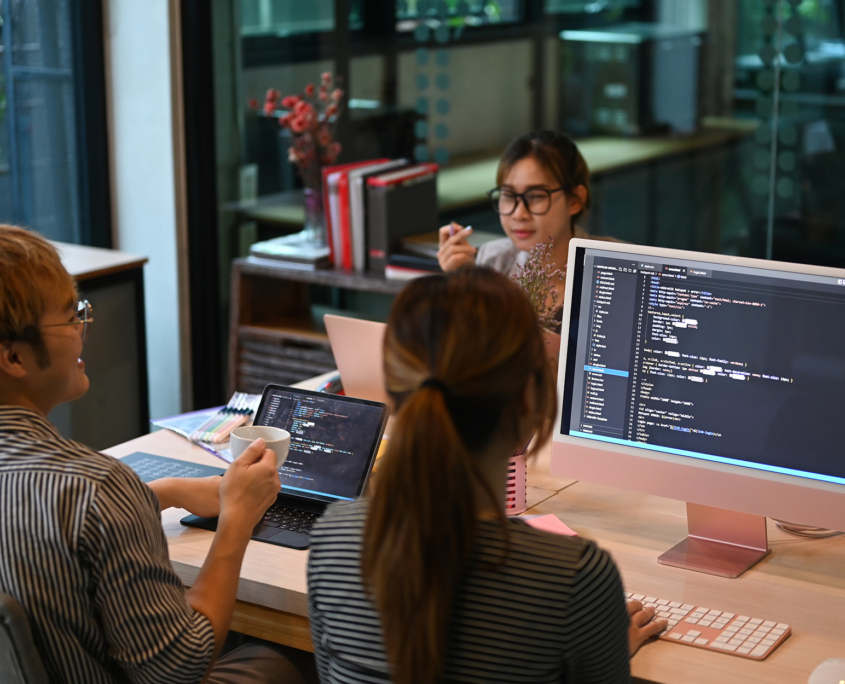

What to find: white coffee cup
left=230, top=426, right=291, bottom=469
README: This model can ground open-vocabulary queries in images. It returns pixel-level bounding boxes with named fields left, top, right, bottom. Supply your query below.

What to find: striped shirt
left=0, top=407, right=215, bottom=684
left=307, top=499, right=631, bottom=683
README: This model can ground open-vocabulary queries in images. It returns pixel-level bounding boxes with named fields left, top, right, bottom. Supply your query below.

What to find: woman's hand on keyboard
left=627, top=599, right=668, bottom=656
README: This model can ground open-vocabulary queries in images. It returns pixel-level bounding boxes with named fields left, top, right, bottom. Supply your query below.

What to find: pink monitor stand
left=549, top=438, right=845, bottom=579
left=657, top=503, right=769, bottom=579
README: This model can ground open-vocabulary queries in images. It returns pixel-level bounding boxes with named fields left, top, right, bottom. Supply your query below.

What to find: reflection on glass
left=545, top=0, right=639, bottom=14
left=396, top=0, right=522, bottom=30
left=240, top=0, right=363, bottom=36
left=734, top=0, right=845, bottom=267
left=0, top=0, right=79, bottom=242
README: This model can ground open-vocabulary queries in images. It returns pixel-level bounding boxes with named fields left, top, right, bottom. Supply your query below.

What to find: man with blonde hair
left=0, top=225, right=305, bottom=683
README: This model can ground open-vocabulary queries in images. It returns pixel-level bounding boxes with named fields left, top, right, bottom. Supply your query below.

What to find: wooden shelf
left=238, top=257, right=407, bottom=295
left=240, top=324, right=329, bottom=344
left=229, top=259, right=407, bottom=394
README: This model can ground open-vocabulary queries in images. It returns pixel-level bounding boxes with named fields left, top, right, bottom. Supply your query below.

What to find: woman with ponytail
left=307, top=267, right=663, bottom=684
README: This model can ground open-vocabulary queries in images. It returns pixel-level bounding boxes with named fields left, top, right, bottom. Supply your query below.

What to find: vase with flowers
left=260, top=72, right=344, bottom=252
left=511, top=238, right=566, bottom=367
left=507, top=238, right=566, bottom=515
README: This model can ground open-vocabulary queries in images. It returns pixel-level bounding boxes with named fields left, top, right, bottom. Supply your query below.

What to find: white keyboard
left=626, top=591, right=791, bottom=660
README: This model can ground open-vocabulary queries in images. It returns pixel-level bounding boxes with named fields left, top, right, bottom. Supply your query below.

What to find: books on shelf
left=252, top=158, right=498, bottom=277
left=348, top=159, right=408, bottom=272
left=384, top=253, right=442, bottom=281
left=320, top=158, right=444, bottom=275
left=366, top=163, right=439, bottom=275
left=322, top=160, right=387, bottom=266
left=249, top=233, right=330, bottom=268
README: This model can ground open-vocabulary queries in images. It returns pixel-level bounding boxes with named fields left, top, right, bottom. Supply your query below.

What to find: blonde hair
left=361, top=267, right=556, bottom=684
left=0, top=225, right=77, bottom=365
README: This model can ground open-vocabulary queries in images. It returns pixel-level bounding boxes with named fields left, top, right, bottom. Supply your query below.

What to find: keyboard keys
left=626, top=591, right=791, bottom=660
left=713, top=643, right=737, bottom=652
left=261, top=504, right=319, bottom=534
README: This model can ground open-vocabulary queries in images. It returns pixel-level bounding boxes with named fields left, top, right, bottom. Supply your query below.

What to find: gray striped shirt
left=0, top=407, right=214, bottom=684
left=308, top=499, right=631, bottom=683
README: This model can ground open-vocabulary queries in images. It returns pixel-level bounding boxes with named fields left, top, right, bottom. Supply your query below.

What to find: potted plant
left=256, top=73, right=345, bottom=248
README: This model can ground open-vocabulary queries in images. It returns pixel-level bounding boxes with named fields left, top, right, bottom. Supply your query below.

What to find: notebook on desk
left=182, top=383, right=389, bottom=550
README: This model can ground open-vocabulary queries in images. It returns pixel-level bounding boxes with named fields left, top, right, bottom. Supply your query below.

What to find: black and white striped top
left=307, top=499, right=631, bottom=683
left=0, top=407, right=215, bottom=684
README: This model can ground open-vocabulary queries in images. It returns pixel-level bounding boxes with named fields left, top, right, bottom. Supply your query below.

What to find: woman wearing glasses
left=438, top=131, right=615, bottom=329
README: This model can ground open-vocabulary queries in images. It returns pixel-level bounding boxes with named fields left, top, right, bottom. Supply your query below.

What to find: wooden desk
left=104, top=426, right=845, bottom=682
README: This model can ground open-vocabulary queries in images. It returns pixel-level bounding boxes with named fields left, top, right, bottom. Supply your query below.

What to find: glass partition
left=0, top=0, right=79, bottom=242
left=196, top=0, right=845, bottom=399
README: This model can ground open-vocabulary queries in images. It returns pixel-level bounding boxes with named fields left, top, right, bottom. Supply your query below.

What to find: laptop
left=324, top=313, right=390, bottom=406
left=182, top=383, right=388, bottom=550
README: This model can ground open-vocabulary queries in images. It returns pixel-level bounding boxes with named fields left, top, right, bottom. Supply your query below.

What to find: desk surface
left=104, top=423, right=845, bottom=683
left=54, top=242, right=147, bottom=281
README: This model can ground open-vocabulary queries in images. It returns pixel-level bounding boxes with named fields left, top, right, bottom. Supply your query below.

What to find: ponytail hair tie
left=420, top=377, right=451, bottom=399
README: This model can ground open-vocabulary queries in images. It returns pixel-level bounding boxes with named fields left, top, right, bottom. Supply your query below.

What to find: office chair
left=0, top=591, right=49, bottom=684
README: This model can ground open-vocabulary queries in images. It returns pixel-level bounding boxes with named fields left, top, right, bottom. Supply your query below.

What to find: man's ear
left=568, top=185, right=588, bottom=217
left=0, top=341, right=28, bottom=379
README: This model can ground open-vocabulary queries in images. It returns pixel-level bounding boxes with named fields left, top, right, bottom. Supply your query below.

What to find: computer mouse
left=808, top=658, right=845, bottom=684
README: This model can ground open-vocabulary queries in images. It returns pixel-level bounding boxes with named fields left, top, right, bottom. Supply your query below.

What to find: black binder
left=365, top=163, right=439, bottom=275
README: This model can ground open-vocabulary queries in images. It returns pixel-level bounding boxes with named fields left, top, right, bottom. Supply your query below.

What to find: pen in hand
left=449, top=223, right=472, bottom=237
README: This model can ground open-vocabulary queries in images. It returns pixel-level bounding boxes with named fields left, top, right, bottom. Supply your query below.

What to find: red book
left=321, top=160, right=387, bottom=265
left=338, top=173, right=353, bottom=270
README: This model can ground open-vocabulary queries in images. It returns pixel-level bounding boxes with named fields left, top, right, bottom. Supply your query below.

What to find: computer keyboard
left=123, top=453, right=225, bottom=483
left=626, top=591, right=791, bottom=660
left=260, top=503, right=320, bottom=535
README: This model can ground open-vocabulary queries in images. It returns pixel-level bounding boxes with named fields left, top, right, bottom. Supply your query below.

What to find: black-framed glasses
left=487, top=186, right=566, bottom=216
left=41, top=300, right=94, bottom=342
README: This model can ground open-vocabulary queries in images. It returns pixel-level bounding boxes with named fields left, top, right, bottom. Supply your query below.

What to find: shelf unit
left=228, top=256, right=406, bottom=395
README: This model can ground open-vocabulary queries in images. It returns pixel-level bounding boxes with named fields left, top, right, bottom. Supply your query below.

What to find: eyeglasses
left=487, top=186, right=566, bottom=216
left=40, top=300, right=94, bottom=342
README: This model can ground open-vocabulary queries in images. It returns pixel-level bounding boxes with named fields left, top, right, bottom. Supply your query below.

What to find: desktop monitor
left=552, top=239, right=845, bottom=578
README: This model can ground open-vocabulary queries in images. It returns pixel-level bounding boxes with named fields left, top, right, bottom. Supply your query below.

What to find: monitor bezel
left=254, top=383, right=389, bottom=504
left=551, top=238, right=845, bottom=532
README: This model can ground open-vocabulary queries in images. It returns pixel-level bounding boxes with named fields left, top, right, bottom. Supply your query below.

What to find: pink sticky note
left=524, top=514, right=577, bottom=537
